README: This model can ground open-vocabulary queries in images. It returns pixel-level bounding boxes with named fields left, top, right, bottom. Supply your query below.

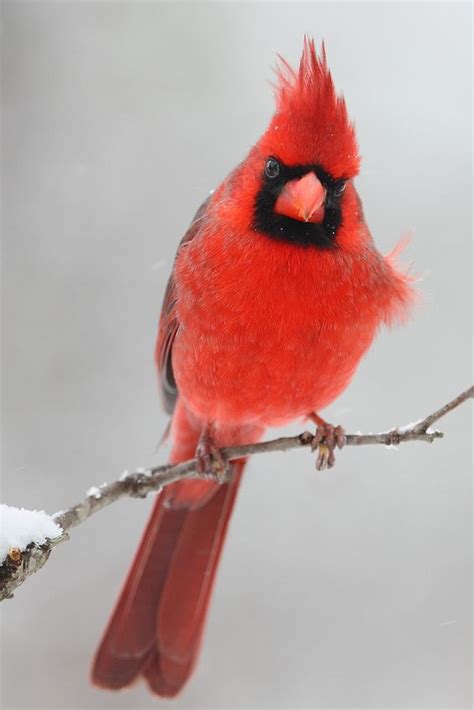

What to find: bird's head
left=224, top=38, right=363, bottom=250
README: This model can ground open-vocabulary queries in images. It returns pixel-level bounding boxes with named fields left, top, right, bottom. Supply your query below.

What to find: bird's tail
left=91, top=400, right=262, bottom=697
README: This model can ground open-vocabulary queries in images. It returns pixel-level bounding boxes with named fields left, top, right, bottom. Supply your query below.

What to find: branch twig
left=1, top=386, right=472, bottom=602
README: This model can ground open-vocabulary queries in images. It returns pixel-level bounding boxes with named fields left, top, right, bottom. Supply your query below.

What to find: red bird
left=92, top=39, right=413, bottom=697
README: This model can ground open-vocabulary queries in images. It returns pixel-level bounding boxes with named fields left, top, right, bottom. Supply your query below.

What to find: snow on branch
left=1, top=385, right=472, bottom=602
left=0, top=505, right=63, bottom=563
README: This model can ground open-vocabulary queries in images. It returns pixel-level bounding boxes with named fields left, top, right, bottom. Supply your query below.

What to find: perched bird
left=92, top=38, right=413, bottom=697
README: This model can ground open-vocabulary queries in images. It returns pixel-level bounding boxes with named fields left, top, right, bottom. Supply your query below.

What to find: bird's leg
left=195, top=422, right=229, bottom=482
left=308, top=412, right=346, bottom=471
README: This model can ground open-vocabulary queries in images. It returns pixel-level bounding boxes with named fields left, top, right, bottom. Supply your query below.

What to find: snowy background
left=1, top=2, right=472, bottom=708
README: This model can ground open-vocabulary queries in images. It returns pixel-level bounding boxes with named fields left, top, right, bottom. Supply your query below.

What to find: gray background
left=1, top=2, right=472, bottom=708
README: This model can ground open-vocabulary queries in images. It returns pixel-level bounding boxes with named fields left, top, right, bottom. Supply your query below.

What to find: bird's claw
left=310, top=423, right=346, bottom=471
left=195, top=435, right=229, bottom=482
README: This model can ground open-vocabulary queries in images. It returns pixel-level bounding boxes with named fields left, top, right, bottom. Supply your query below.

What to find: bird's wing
left=155, top=196, right=211, bottom=415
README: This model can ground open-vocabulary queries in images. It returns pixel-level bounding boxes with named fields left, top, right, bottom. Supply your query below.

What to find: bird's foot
left=308, top=414, right=346, bottom=471
left=195, top=427, right=229, bottom=482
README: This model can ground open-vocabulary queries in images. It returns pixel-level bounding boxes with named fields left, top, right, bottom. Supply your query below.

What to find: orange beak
left=274, top=172, right=326, bottom=223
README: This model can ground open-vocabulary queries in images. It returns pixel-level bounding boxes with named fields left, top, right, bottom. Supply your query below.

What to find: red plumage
left=270, top=37, right=360, bottom=175
left=92, top=38, right=413, bottom=697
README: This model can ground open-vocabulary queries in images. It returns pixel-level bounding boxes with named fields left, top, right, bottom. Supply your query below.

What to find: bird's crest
left=262, top=37, right=360, bottom=177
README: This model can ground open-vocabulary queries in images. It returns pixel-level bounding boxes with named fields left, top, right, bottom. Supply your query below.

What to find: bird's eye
left=334, top=180, right=347, bottom=197
left=264, top=157, right=281, bottom=179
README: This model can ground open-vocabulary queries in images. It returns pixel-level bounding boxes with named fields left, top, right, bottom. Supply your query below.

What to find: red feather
left=267, top=36, right=360, bottom=176
left=92, top=398, right=263, bottom=696
left=92, top=468, right=245, bottom=697
left=92, top=473, right=242, bottom=696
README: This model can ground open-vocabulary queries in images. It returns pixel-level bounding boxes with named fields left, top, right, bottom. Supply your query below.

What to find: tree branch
left=1, top=385, right=472, bottom=602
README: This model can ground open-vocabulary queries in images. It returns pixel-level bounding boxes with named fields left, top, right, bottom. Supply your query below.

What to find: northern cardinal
left=92, top=38, right=413, bottom=697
